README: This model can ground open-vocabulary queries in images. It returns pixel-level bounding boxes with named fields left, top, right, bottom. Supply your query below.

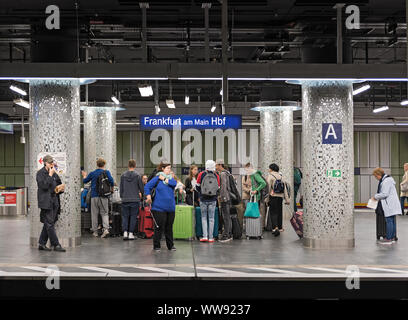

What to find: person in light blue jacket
left=372, top=167, right=401, bottom=245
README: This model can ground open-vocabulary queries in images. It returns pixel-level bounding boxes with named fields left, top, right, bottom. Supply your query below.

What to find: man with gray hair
left=36, top=154, right=66, bottom=252
left=216, top=159, right=233, bottom=242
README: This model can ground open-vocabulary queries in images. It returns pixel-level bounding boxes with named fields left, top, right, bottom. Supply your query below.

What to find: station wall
left=1, top=129, right=407, bottom=206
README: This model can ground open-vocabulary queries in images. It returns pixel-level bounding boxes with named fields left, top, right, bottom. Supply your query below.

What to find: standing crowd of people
left=35, top=153, right=408, bottom=252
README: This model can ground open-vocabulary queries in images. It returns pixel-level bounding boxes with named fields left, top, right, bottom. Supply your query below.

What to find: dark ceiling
left=0, top=0, right=407, bottom=123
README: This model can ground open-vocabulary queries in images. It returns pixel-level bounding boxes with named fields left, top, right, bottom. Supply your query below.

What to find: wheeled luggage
left=290, top=211, right=303, bottom=239
left=245, top=217, right=262, bottom=239
left=376, top=212, right=386, bottom=240
left=231, top=214, right=242, bottom=239
left=232, top=203, right=245, bottom=232
left=81, top=188, right=90, bottom=210
left=109, top=212, right=122, bottom=237
left=81, top=209, right=92, bottom=232
left=138, top=205, right=154, bottom=239
left=173, top=203, right=195, bottom=240
left=195, top=206, right=219, bottom=239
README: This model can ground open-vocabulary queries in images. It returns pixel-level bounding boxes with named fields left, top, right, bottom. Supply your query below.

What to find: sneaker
left=208, top=239, right=215, bottom=243
left=128, top=232, right=135, bottom=240
left=92, top=231, right=99, bottom=238
left=153, top=247, right=161, bottom=252
left=378, top=239, right=393, bottom=245
left=219, top=236, right=232, bottom=243
left=52, top=245, right=66, bottom=252
left=200, top=237, right=208, bottom=242
left=169, top=246, right=177, bottom=251
left=273, top=229, right=280, bottom=237
left=101, top=229, right=110, bottom=238
left=123, top=231, right=128, bottom=240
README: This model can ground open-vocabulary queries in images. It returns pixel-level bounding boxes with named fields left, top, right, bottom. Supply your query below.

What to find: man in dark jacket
left=120, top=159, right=144, bottom=240
left=37, top=155, right=66, bottom=252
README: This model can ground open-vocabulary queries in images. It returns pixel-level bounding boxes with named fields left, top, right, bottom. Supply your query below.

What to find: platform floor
left=1, top=210, right=408, bottom=280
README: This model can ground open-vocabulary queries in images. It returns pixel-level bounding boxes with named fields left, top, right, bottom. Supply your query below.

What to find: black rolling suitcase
left=109, top=201, right=122, bottom=237
left=231, top=214, right=242, bottom=239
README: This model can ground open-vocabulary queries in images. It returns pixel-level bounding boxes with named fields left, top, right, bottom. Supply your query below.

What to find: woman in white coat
left=372, top=167, right=402, bottom=245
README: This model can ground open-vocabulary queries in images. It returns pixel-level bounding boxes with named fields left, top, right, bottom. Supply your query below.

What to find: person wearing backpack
left=266, top=163, right=290, bottom=237
left=82, top=158, right=115, bottom=238
left=293, top=164, right=303, bottom=212
left=196, top=160, right=220, bottom=243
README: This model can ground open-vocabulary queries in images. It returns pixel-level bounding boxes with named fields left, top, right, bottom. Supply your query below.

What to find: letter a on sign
left=322, top=123, right=342, bottom=144
left=45, top=5, right=60, bottom=30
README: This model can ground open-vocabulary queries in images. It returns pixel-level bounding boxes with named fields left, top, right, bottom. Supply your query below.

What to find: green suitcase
left=173, top=204, right=195, bottom=240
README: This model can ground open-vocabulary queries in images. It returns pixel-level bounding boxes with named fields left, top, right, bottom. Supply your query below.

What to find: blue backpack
left=272, top=174, right=285, bottom=194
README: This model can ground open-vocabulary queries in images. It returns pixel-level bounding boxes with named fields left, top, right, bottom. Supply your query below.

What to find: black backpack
left=96, top=171, right=112, bottom=198
left=272, top=174, right=285, bottom=194
left=227, top=172, right=241, bottom=205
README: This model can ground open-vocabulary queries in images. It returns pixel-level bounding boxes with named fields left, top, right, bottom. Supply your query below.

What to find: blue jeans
left=121, top=202, right=139, bottom=233
left=385, top=216, right=397, bottom=240
left=200, top=201, right=216, bottom=239
left=401, top=196, right=407, bottom=214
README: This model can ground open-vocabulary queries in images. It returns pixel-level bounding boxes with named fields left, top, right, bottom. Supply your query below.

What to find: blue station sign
left=140, top=115, right=242, bottom=130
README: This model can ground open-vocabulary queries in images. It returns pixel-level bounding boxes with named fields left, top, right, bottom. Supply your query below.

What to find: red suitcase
left=138, top=205, right=155, bottom=239
left=290, top=211, right=304, bottom=239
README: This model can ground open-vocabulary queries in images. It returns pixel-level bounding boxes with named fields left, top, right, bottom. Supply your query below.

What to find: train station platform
left=1, top=210, right=408, bottom=299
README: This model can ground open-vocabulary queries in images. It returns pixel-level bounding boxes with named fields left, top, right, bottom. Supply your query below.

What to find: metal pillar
left=202, top=3, right=211, bottom=62
left=140, top=2, right=149, bottom=63
left=301, top=80, right=354, bottom=249
left=335, top=3, right=345, bottom=64
left=257, top=106, right=296, bottom=221
left=29, top=80, right=81, bottom=248
left=83, top=107, right=117, bottom=181
left=221, top=0, right=228, bottom=115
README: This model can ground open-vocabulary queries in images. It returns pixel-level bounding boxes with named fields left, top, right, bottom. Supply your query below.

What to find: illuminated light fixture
left=138, top=84, right=154, bottom=97
left=166, top=99, right=176, bottom=109
left=251, top=101, right=301, bottom=112
left=155, top=103, right=161, bottom=114
left=10, top=85, right=27, bottom=96
left=185, top=95, right=190, bottom=105
left=111, top=96, right=120, bottom=105
left=211, top=104, right=216, bottom=113
left=400, top=100, right=408, bottom=106
left=219, top=89, right=222, bottom=96
left=373, top=106, right=389, bottom=113
left=13, top=98, right=30, bottom=109
left=352, top=84, right=370, bottom=96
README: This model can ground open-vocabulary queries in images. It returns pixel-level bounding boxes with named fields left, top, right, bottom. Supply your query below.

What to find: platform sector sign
left=322, top=123, right=342, bottom=144
left=140, top=115, right=242, bottom=130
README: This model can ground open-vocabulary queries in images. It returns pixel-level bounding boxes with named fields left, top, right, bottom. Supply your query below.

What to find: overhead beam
left=0, top=63, right=406, bottom=80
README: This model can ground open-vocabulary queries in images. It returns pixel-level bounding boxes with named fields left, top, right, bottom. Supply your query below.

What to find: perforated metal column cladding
left=83, top=107, right=117, bottom=180
left=259, top=110, right=294, bottom=219
left=301, top=81, right=354, bottom=249
left=29, top=80, right=81, bottom=247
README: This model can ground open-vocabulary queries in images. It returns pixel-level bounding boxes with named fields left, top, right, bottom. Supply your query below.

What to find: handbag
left=401, top=181, right=408, bottom=193
left=244, top=195, right=260, bottom=218
left=150, top=178, right=161, bottom=202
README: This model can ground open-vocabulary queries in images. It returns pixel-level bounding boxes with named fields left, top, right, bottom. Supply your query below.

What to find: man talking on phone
left=36, top=155, right=66, bottom=252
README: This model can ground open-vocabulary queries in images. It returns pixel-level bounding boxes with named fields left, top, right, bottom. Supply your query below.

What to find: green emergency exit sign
left=326, top=169, right=341, bottom=178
